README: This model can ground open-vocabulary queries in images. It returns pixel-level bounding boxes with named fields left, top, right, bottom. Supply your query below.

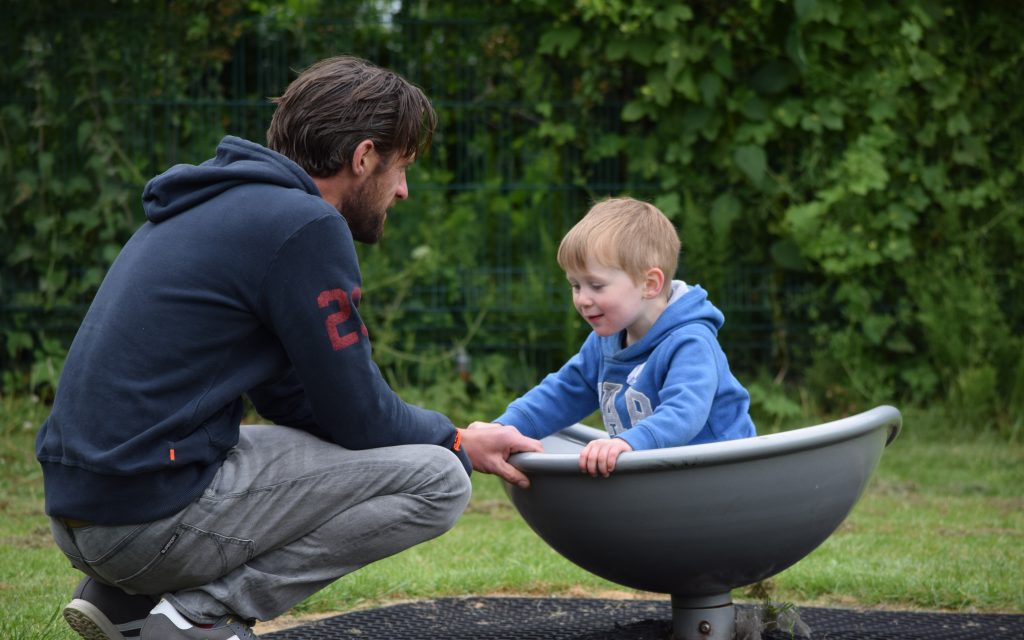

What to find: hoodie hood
left=603, top=280, right=724, bottom=359
left=142, top=136, right=320, bottom=223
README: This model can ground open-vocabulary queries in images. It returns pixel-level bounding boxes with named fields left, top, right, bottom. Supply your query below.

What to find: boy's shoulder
left=651, top=322, right=723, bottom=358
left=657, top=283, right=724, bottom=331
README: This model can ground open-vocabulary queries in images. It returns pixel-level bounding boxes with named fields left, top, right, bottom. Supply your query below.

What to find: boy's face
left=566, top=259, right=665, bottom=346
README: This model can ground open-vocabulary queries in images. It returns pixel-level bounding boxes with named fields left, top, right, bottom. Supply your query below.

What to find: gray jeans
left=50, top=424, right=472, bottom=623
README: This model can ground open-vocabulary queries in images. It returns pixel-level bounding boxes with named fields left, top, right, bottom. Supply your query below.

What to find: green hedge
left=2, top=1, right=1021, bottom=431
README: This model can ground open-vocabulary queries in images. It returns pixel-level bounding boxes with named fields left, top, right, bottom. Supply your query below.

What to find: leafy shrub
left=2, top=1, right=1021, bottom=432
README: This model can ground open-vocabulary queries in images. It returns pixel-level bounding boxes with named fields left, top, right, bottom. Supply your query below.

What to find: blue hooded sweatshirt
left=36, top=136, right=469, bottom=525
left=494, top=281, right=756, bottom=449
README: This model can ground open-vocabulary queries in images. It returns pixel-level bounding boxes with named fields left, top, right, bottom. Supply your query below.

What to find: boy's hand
left=579, top=438, right=633, bottom=477
left=461, top=423, right=543, bottom=488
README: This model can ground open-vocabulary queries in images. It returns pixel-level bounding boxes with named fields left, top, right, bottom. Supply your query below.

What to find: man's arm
left=259, top=213, right=468, bottom=468
left=246, top=368, right=319, bottom=430
left=460, top=424, right=543, bottom=488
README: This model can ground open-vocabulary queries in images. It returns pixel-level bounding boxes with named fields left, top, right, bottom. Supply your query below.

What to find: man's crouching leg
left=165, top=431, right=474, bottom=624
left=68, top=425, right=473, bottom=631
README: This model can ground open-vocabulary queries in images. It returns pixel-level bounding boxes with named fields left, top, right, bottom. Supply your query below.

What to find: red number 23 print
left=317, top=288, right=367, bottom=351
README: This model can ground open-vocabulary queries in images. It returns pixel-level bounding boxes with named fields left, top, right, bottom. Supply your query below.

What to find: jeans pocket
left=54, top=521, right=147, bottom=584
left=49, top=519, right=96, bottom=578
left=113, top=523, right=255, bottom=595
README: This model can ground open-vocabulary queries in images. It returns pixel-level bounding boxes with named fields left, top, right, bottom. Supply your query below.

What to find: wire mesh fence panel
left=1, top=7, right=810, bottom=387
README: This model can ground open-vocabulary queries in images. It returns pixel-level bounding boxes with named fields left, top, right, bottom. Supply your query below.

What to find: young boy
left=478, top=197, right=756, bottom=477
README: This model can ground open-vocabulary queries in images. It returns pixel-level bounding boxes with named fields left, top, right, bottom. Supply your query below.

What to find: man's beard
left=339, top=176, right=389, bottom=244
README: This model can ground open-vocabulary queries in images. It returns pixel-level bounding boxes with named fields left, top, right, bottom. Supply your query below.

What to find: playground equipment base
left=264, top=596, right=1023, bottom=640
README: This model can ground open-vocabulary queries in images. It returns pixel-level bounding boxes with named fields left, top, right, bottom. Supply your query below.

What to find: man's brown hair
left=266, top=56, right=436, bottom=177
left=557, top=197, right=680, bottom=294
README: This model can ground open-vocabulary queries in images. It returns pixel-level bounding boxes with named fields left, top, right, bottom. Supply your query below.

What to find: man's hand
left=461, top=422, right=543, bottom=489
left=579, top=438, right=633, bottom=477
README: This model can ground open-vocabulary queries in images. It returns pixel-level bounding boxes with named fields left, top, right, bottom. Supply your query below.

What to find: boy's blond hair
left=557, top=197, right=680, bottom=294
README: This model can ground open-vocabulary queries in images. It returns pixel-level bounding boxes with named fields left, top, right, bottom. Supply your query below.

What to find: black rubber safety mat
left=264, top=596, right=1024, bottom=640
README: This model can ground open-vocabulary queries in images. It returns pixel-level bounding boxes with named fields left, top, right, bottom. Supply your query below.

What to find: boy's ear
left=643, top=267, right=666, bottom=299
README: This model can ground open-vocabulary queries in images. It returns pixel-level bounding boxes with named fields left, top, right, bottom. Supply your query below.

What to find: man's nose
left=395, top=172, right=409, bottom=200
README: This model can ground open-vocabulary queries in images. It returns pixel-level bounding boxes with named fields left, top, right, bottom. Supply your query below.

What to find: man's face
left=340, top=153, right=412, bottom=244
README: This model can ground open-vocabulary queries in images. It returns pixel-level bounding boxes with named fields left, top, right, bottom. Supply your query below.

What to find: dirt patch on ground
left=254, top=610, right=338, bottom=634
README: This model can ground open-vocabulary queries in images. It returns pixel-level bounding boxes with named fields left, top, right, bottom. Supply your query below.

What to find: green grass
left=1, top=397, right=1020, bottom=638
left=770, top=410, right=1023, bottom=611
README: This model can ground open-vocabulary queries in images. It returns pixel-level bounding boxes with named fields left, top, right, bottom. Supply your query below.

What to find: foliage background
left=1, top=0, right=1021, bottom=433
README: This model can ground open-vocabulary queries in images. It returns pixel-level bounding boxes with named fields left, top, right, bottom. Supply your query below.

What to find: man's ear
left=643, top=267, right=666, bottom=299
left=350, top=139, right=377, bottom=177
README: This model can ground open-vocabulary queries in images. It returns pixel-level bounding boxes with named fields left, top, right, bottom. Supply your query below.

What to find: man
left=36, top=56, right=542, bottom=640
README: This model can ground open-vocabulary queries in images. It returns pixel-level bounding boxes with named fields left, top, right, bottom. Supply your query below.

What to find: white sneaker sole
left=64, top=598, right=143, bottom=640
left=64, top=599, right=123, bottom=640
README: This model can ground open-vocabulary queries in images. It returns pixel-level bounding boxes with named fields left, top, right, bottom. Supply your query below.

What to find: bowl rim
left=508, top=404, right=901, bottom=475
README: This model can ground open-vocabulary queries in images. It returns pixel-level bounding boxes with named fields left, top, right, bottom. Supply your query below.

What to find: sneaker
left=63, top=576, right=156, bottom=639
left=141, top=599, right=259, bottom=639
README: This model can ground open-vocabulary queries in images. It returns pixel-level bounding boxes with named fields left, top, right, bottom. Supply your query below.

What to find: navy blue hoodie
left=36, top=136, right=469, bottom=525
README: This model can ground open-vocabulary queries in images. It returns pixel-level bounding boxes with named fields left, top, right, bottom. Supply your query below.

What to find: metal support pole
left=671, top=593, right=735, bottom=640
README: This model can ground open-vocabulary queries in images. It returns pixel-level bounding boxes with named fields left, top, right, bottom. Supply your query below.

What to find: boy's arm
left=493, top=334, right=601, bottom=438
left=616, top=333, right=719, bottom=451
